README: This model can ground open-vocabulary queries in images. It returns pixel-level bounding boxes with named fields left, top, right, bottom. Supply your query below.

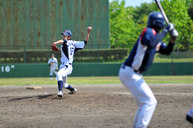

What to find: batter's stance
left=52, top=26, right=92, bottom=97
left=119, top=11, right=178, bottom=128
left=48, top=54, right=58, bottom=80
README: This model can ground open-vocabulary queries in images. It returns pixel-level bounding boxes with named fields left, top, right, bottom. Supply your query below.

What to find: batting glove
left=171, top=29, right=178, bottom=37
left=163, top=23, right=175, bottom=33
left=170, top=29, right=178, bottom=41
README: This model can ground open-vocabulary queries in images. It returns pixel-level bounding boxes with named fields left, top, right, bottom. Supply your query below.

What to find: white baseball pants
left=57, top=64, right=72, bottom=88
left=50, top=66, right=57, bottom=76
left=119, top=65, right=157, bottom=128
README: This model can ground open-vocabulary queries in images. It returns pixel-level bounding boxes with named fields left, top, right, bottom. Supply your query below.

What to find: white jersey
left=60, top=40, right=85, bottom=65
left=48, top=58, right=58, bottom=68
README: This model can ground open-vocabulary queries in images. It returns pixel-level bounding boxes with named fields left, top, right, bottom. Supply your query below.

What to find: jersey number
left=70, top=47, right=74, bottom=55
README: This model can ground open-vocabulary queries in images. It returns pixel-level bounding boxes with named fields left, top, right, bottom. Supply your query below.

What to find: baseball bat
left=155, top=0, right=169, bottom=24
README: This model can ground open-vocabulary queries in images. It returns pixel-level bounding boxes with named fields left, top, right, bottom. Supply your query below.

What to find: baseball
left=87, top=26, right=92, bottom=33
left=88, top=26, right=92, bottom=30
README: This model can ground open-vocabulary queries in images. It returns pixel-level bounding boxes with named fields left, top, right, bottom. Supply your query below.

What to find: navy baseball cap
left=61, top=30, right=72, bottom=37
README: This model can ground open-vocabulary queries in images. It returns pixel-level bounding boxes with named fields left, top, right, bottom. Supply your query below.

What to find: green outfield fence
left=1, top=49, right=193, bottom=63
left=0, top=0, right=109, bottom=50
left=0, top=62, right=193, bottom=78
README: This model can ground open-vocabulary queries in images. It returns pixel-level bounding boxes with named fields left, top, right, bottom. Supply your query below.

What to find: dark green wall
left=0, top=64, right=49, bottom=78
left=143, top=62, right=193, bottom=75
left=0, top=0, right=109, bottom=50
left=0, top=63, right=193, bottom=78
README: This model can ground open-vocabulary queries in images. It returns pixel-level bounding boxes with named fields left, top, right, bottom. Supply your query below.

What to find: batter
left=119, top=11, right=178, bottom=128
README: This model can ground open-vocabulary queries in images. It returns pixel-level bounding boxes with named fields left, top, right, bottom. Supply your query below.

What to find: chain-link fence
left=0, top=46, right=127, bottom=63
left=0, top=45, right=193, bottom=63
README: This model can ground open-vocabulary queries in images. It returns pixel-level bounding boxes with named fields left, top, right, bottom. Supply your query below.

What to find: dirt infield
left=0, top=83, right=193, bottom=128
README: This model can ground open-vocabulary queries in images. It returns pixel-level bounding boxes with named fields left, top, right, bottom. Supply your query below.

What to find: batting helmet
left=147, top=11, right=165, bottom=29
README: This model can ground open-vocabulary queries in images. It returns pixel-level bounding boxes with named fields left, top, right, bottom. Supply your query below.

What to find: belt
left=122, top=64, right=141, bottom=74
left=62, top=62, right=72, bottom=65
left=64, top=63, right=72, bottom=69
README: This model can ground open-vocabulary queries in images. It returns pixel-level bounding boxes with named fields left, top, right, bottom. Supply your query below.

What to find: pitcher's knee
left=56, top=72, right=63, bottom=81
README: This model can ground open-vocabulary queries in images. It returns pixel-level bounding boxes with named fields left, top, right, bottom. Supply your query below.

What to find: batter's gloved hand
left=51, top=44, right=60, bottom=51
left=170, top=29, right=178, bottom=41
left=164, top=23, right=175, bottom=33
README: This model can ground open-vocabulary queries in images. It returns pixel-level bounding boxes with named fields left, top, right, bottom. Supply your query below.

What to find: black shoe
left=186, top=114, right=193, bottom=124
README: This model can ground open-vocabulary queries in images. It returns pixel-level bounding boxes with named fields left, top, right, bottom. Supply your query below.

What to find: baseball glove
left=51, top=44, right=60, bottom=51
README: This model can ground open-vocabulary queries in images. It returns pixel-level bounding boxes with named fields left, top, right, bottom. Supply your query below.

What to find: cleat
left=186, top=108, right=193, bottom=124
left=57, top=91, right=63, bottom=98
left=68, top=88, right=77, bottom=94
left=186, top=114, right=193, bottom=124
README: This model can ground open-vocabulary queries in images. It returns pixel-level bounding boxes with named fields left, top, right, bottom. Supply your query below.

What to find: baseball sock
left=58, top=81, right=63, bottom=91
left=67, top=85, right=74, bottom=91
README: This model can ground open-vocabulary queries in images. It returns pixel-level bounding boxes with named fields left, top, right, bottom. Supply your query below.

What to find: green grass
left=153, top=53, right=193, bottom=63
left=153, top=58, right=193, bottom=63
left=107, top=56, right=193, bottom=63
left=0, top=76, right=192, bottom=85
left=144, top=76, right=193, bottom=83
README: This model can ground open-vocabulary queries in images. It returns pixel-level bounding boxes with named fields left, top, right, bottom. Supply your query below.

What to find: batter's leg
left=119, top=66, right=157, bottom=128
left=132, top=81, right=157, bottom=128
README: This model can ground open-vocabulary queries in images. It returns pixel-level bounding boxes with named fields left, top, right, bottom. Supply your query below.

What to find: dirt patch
left=0, top=84, right=193, bottom=128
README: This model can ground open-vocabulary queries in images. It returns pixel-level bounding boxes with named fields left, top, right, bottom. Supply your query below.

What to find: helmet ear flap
left=152, top=21, right=156, bottom=26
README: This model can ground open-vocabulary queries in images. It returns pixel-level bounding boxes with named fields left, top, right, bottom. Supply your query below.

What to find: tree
left=110, top=0, right=141, bottom=50
left=132, top=3, right=156, bottom=25
left=188, top=4, right=193, bottom=20
left=159, top=0, right=193, bottom=51
left=109, top=0, right=158, bottom=50
left=109, top=0, right=193, bottom=51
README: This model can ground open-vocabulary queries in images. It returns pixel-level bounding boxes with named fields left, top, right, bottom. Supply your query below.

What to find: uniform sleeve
left=56, top=58, right=58, bottom=64
left=74, top=41, right=85, bottom=49
left=141, top=27, right=167, bottom=49
left=141, top=28, right=155, bottom=46
left=158, top=41, right=174, bottom=55
left=48, top=59, right=50, bottom=64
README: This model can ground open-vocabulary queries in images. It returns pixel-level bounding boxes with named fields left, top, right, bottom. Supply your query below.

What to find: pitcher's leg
left=56, top=68, right=68, bottom=97
left=57, top=81, right=63, bottom=98
left=63, top=76, right=77, bottom=94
